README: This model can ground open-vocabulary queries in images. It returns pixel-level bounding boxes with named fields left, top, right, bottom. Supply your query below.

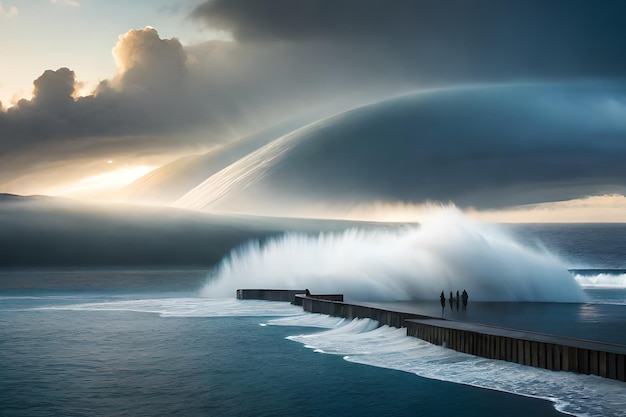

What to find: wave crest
left=201, top=207, right=584, bottom=302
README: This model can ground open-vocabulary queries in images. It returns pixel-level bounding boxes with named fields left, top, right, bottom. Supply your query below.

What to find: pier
left=236, top=289, right=307, bottom=302
left=406, top=318, right=626, bottom=380
left=237, top=289, right=626, bottom=382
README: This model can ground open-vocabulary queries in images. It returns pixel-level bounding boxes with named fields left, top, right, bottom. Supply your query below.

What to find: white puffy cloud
left=109, top=27, right=187, bottom=90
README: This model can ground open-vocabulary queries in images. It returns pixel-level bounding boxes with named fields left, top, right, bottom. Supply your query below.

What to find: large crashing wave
left=201, top=207, right=584, bottom=302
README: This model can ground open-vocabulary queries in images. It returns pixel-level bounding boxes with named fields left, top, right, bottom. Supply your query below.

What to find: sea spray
left=202, top=207, right=585, bottom=302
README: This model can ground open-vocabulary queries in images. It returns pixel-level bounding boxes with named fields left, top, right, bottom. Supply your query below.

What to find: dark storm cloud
left=32, top=68, right=76, bottom=107
left=175, top=83, right=626, bottom=211
left=3, top=2, right=626, bottom=194
left=1, top=68, right=78, bottom=144
left=193, top=0, right=626, bottom=79
left=0, top=29, right=194, bottom=154
left=0, top=25, right=420, bottom=182
left=0, top=29, right=245, bottom=186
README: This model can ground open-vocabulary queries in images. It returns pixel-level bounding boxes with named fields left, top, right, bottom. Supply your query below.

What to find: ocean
left=2, top=222, right=626, bottom=416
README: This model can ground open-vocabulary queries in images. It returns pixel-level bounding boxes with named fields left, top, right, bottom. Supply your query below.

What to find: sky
left=1, top=0, right=626, bottom=221
left=0, top=1, right=202, bottom=104
left=0, top=0, right=206, bottom=194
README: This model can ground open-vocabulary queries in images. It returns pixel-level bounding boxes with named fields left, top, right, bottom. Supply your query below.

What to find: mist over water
left=201, top=207, right=585, bottom=302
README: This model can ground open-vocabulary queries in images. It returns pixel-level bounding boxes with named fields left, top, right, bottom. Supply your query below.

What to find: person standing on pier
left=449, top=291, right=454, bottom=309
left=456, top=290, right=460, bottom=310
left=462, top=289, right=468, bottom=310
left=440, top=291, right=446, bottom=317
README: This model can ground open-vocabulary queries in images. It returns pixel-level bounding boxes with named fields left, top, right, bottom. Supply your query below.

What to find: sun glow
left=277, top=195, right=626, bottom=224
left=52, top=165, right=156, bottom=200
left=469, top=194, right=626, bottom=223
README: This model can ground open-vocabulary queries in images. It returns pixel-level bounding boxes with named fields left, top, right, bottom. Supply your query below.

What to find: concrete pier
left=236, top=289, right=306, bottom=302
left=406, top=318, right=626, bottom=381
left=292, top=292, right=344, bottom=305
left=297, top=294, right=430, bottom=328
left=238, top=290, right=626, bottom=382
left=236, top=289, right=343, bottom=303
left=294, top=293, right=626, bottom=382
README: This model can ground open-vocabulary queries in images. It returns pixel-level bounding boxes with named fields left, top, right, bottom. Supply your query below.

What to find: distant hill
left=0, top=197, right=378, bottom=268
left=0, top=193, right=54, bottom=203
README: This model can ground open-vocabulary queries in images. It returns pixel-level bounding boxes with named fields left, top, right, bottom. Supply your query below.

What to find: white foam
left=201, top=207, right=585, bottom=302
left=279, top=316, right=626, bottom=417
left=34, top=298, right=303, bottom=318
left=20, top=294, right=626, bottom=415
left=267, top=313, right=348, bottom=329
left=575, top=273, right=626, bottom=289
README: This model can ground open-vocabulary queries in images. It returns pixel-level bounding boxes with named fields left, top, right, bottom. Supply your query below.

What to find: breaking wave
left=201, top=207, right=585, bottom=302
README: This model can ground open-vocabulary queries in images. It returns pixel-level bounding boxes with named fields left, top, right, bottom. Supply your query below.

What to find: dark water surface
left=2, top=223, right=626, bottom=416
left=0, top=291, right=563, bottom=417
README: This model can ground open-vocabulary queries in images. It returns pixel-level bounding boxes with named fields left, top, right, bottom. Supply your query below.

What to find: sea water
left=0, top=275, right=568, bottom=417
left=2, top=223, right=626, bottom=416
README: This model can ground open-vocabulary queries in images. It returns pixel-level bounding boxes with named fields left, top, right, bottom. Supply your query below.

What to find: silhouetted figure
left=305, top=289, right=311, bottom=297
left=456, top=290, right=460, bottom=310
left=449, top=291, right=454, bottom=309
left=462, top=289, right=468, bottom=310
left=440, top=291, right=446, bottom=317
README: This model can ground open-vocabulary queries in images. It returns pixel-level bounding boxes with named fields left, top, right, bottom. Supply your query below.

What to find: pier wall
left=296, top=294, right=626, bottom=382
left=292, top=293, right=343, bottom=305
left=236, top=289, right=306, bottom=302
left=297, top=295, right=430, bottom=328
left=236, top=289, right=343, bottom=304
left=406, top=319, right=626, bottom=381
left=405, top=319, right=626, bottom=382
